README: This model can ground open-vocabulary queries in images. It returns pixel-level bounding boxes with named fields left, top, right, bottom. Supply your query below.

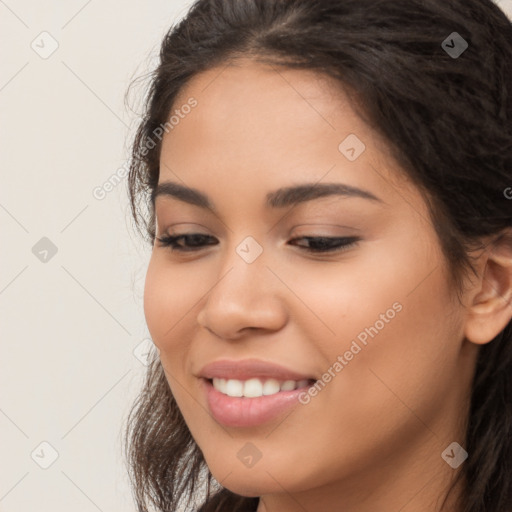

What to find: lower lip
left=202, top=378, right=312, bottom=428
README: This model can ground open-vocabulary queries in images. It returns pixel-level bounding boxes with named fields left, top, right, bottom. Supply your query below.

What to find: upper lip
left=198, top=358, right=316, bottom=382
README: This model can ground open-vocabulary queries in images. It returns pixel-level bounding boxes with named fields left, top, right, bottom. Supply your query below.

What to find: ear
left=463, top=228, right=512, bottom=345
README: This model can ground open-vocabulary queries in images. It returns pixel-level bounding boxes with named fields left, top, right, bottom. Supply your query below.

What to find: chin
left=213, top=474, right=274, bottom=498
left=205, top=456, right=309, bottom=498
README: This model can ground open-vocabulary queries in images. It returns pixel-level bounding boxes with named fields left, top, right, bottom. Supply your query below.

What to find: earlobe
left=463, top=229, right=512, bottom=345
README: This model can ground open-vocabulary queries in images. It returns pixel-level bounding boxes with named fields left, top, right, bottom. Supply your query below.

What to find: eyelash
left=155, top=233, right=360, bottom=254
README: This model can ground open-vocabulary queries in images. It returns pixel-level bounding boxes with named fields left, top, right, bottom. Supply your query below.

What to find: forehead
left=168, top=59, right=364, bottom=150
left=158, top=59, right=421, bottom=213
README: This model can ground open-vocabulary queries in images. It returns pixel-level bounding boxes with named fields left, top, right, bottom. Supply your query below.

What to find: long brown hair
left=123, top=1, right=512, bottom=510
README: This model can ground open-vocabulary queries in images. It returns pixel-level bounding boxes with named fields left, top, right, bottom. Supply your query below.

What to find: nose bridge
left=217, top=232, right=270, bottom=293
left=197, top=234, right=288, bottom=337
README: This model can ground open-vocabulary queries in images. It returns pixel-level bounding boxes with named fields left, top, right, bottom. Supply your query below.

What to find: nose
left=196, top=248, right=288, bottom=340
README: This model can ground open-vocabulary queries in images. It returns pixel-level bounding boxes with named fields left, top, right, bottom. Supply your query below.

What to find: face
left=143, top=60, right=478, bottom=508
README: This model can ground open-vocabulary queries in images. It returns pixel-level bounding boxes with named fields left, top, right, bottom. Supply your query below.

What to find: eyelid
left=288, top=223, right=361, bottom=238
left=155, top=221, right=212, bottom=237
left=290, top=222, right=360, bottom=230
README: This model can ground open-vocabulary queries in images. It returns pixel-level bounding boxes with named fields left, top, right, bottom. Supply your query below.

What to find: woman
left=123, top=0, right=512, bottom=511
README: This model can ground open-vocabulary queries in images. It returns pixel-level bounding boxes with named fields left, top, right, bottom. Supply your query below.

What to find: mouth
left=197, top=358, right=318, bottom=427
left=201, top=376, right=318, bottom=428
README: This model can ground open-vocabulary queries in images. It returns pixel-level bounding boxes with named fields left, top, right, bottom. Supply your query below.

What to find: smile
left=211, top=377, right=313, bottom=397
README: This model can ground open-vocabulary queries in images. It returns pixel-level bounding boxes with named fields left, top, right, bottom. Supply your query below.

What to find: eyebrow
left=152, top=180, right=383, bottom=211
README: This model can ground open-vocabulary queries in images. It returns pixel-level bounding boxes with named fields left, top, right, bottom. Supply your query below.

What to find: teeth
left=262, top=378, right=280, bottom=395
left=225, top=379, right=243, bottom=397
left=280, top=380, right=296, bottom=391
left=297, top=379, right=309, bottom=389
left=215, top=378, right=227, bottom=394
left=244, top=378, right=263, bottom=397
left=212, top=377, right=311, bottom=398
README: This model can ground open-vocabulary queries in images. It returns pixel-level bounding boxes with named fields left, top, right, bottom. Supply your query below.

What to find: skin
left=143, top=59, right=512, bottom=512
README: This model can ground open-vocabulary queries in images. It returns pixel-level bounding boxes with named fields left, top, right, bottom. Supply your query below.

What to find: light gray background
left=1, top=1, right=512, bottom=511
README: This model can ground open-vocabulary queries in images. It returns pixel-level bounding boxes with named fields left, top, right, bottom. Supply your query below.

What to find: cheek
left=292, top=237, right=461, bottom=422
left=143, top=257, right=200, bottom=407
left=143, top=255, right=206, bottom=344
left=317, top=257, right=460, bottom=434
left=143, top=259, right=173, bottom=342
